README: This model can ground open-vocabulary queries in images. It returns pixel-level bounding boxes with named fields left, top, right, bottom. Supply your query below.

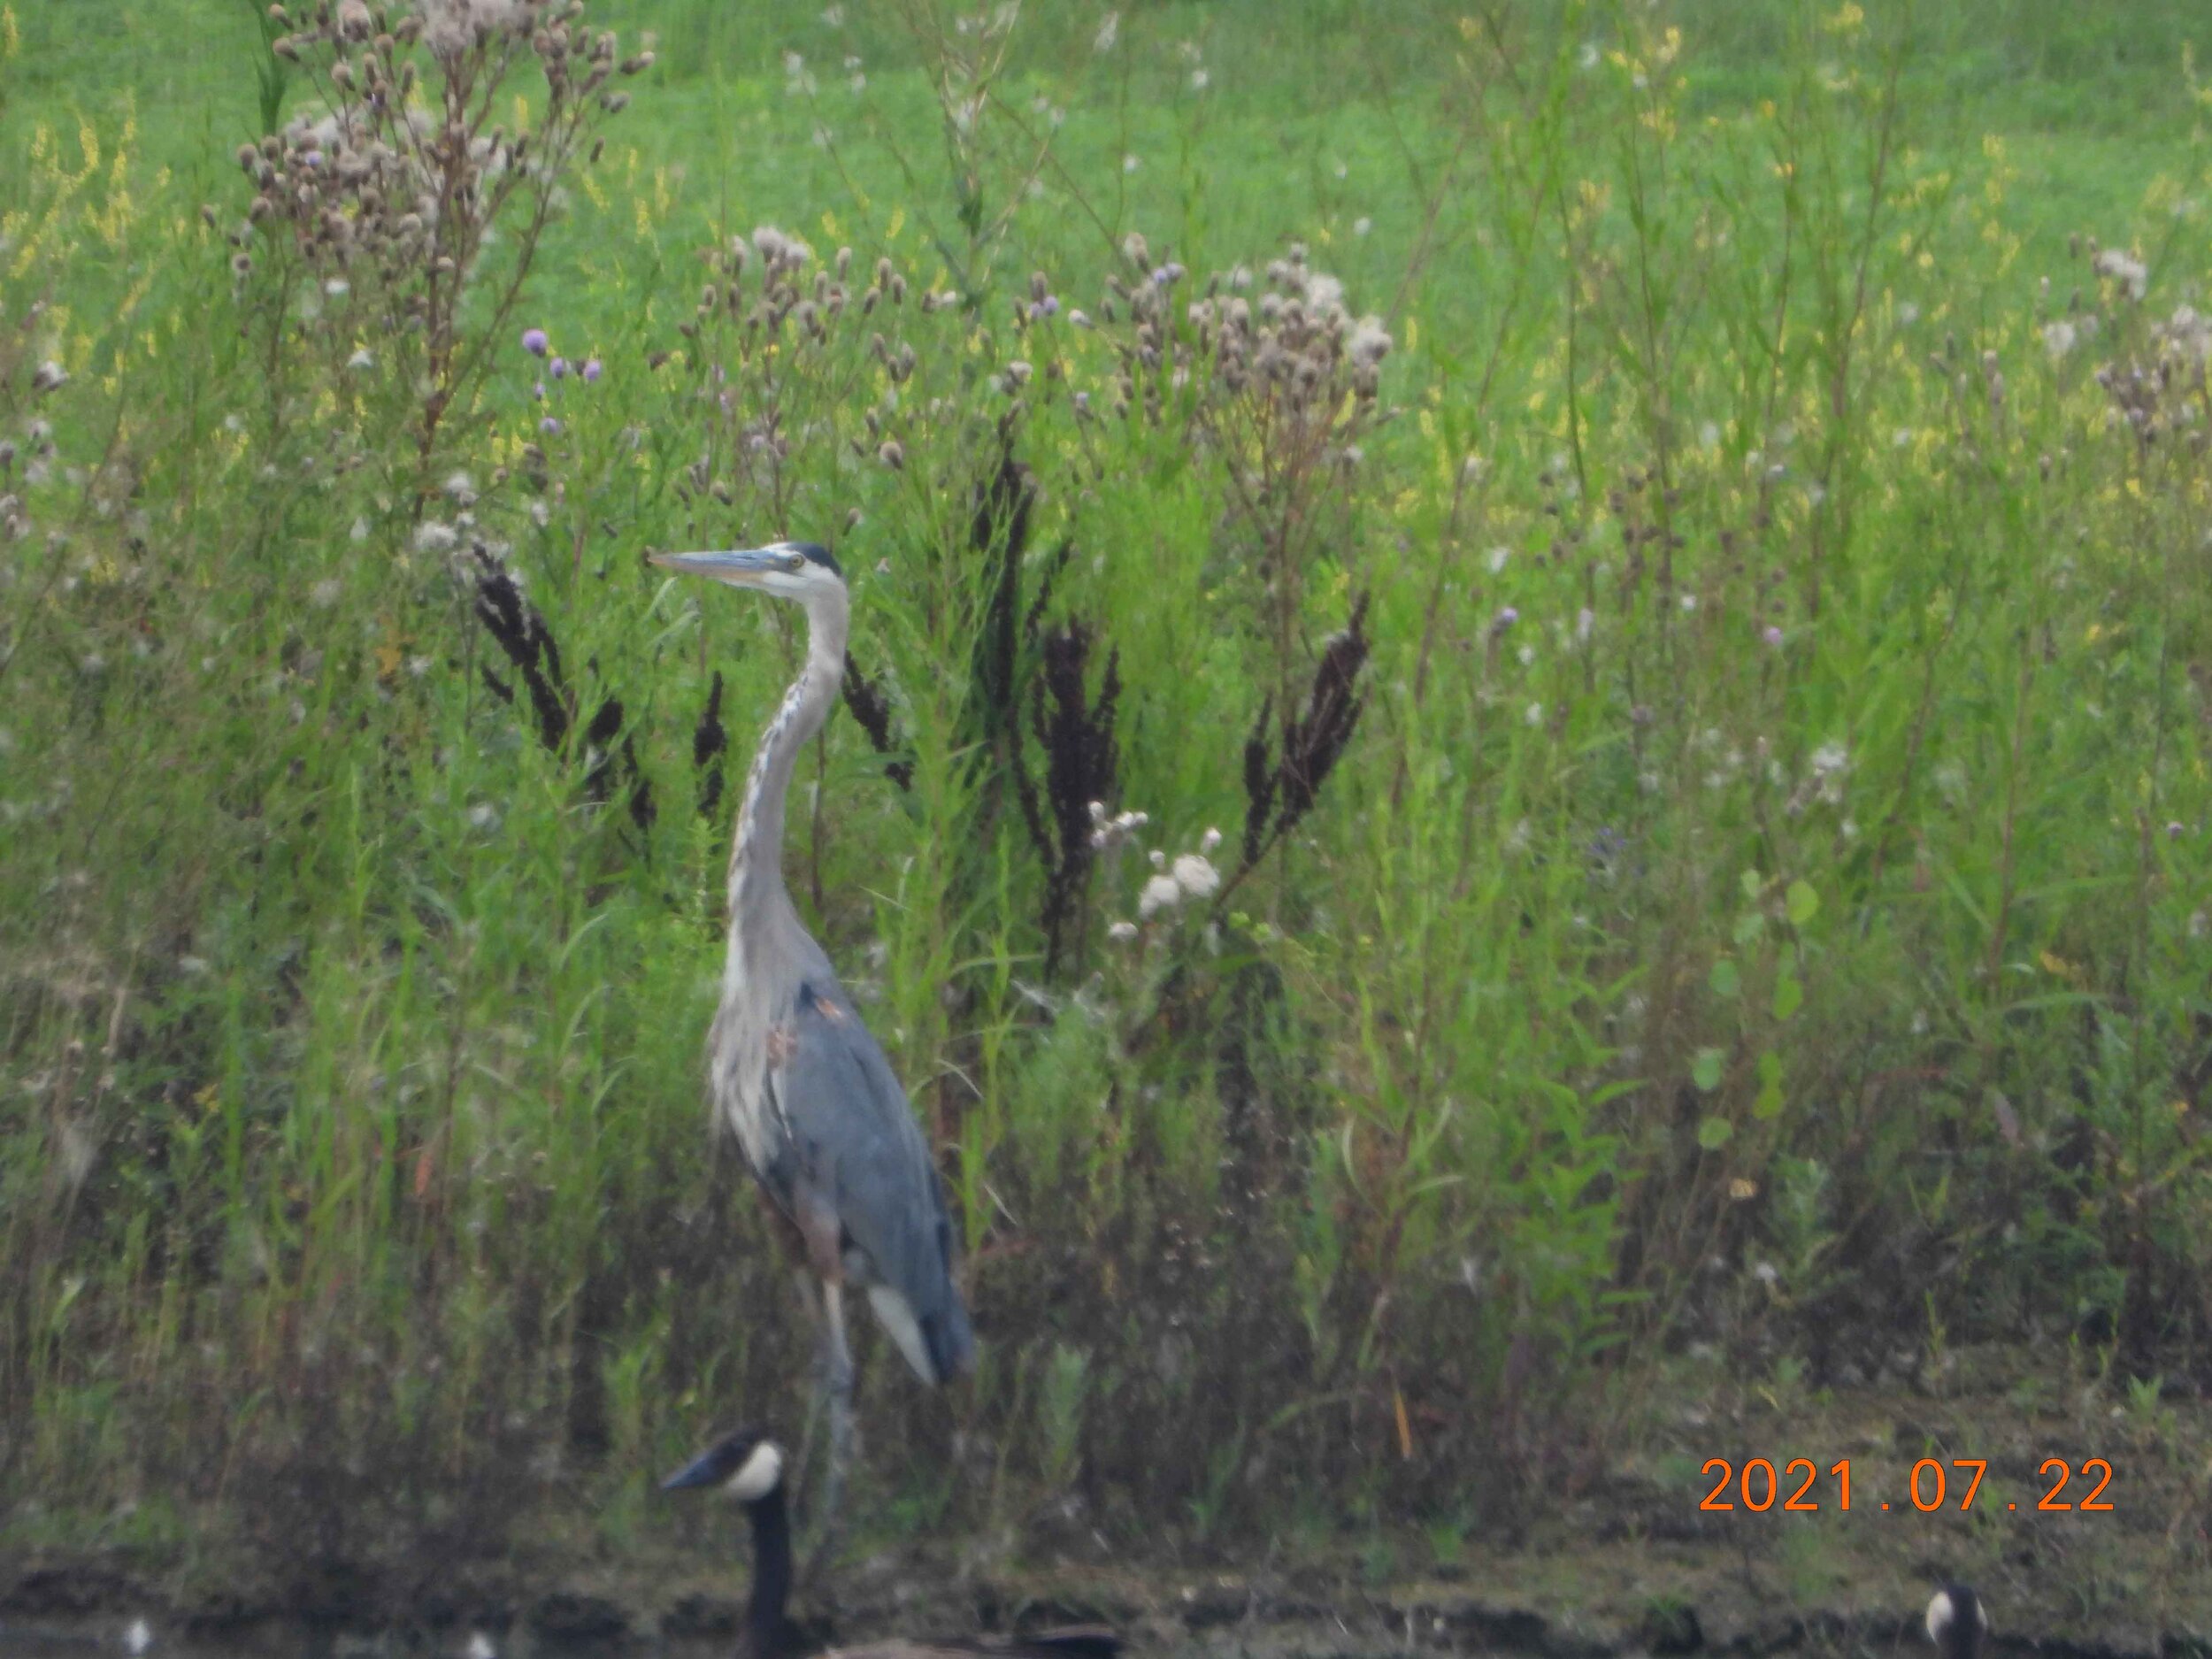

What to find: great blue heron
left=1925, top=1586, right=1987, bottom=1659
left=662, top=1426, right=1121, bottom=1659
left=649, top=541, right=976, bottom=1555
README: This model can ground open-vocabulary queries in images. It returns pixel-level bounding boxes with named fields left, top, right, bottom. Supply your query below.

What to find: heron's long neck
left=728, top=592, right=848, bottom=941
left=741, top=1489, right=795, bottom=1656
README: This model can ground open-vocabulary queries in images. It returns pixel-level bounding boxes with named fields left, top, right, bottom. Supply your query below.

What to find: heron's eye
left=784, top=554, right=806, bottom=572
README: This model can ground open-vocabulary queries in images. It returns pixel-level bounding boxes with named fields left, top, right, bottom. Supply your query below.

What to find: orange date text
left=1696, top=1457, right=2114, bottom=1513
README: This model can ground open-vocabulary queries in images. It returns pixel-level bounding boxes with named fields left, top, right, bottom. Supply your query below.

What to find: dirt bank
left=4, top=1350, right=2208, bottom=1655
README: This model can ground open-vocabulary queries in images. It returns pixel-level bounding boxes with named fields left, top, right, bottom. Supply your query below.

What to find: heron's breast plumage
left=707, top=942, right=795, bottom=1187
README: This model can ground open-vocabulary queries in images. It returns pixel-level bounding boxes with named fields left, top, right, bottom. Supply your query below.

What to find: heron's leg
left=791, top=1270, right=828, bottom=1492
left=802, top=1279, right=856, bottom=1587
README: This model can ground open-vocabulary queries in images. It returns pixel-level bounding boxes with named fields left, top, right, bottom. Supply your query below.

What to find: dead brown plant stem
left=2129, top=477, right=2179, bottom=1166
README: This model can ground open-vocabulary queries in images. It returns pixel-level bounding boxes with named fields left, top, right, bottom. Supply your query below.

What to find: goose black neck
left=1936, top=1586, right=1984, bottom=1659
left=742, top=1486, right=795, bottom=1658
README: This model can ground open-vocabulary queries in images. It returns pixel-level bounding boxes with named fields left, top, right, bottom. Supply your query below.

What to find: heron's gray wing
left=768, top=979, right=976, bottom=1383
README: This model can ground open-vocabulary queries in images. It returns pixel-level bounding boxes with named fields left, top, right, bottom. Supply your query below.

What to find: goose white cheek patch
left=726, top=1440, right=784, bottom=1502
left=1927, top=1593, right=1955, bottom=1644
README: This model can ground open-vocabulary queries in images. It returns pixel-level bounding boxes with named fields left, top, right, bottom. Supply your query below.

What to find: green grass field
left=4, top=0, right=2212, bottom=1613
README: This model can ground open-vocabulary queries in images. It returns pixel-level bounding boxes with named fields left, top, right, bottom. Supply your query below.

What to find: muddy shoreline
left=0, top=1547, right=2200, bottom=1659
left=7, top=1360, right=2209, bottom=1658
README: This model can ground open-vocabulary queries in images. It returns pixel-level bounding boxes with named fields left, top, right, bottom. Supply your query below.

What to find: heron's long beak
left=648, top=547, right=788, bottom=586
left=659, top=1448, right=725, bottom=1491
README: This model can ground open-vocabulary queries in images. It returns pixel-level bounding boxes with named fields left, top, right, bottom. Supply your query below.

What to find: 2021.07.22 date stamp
left=1699, top=1457, right=2114, bottom=1513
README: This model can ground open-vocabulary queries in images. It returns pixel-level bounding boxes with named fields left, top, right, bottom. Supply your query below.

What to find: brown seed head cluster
left=2075, top=242, right=2212, bottom=454
left=683, top=225, right=888, bottom=346
left=2094, top=337, right=2209, bottom=452
left=0, top=421, right=56, bottom=545
left=672, top=228, right=928, bottom=515
left=241, top=1, right=635, bottom=297
left=1087, top=237, right=1391, bottom=437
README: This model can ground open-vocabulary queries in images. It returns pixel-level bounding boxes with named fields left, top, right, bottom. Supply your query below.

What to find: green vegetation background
left=4, top=0, right=2211, bottom=1598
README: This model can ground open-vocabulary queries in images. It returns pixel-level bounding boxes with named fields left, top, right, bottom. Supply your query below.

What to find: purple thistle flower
left=1495, top=606, right=1519, bottom=629
left=581, top=357, right=603, bottom=382
left=550, top=356, right=569, bottom=380
left=540, top=416, right=561, bottom=435
left=1763, top=625, right=1786, bottom=648
left=534, top=380, right=547, bottom=400
left=521, top=327, right=549, bottom=357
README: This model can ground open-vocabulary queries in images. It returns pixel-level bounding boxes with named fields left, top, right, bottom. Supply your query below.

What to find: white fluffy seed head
left=1138, top=873, right=1181, bottom=920
left=1172, top=852, right=1220, bottom=901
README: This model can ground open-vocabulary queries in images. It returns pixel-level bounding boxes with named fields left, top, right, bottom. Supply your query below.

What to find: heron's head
left=1925, top=1586, right=1987, bottom=1659
left=661, top=1425, right=787, bottom=1506
left=649, top=541, right=843, bottom=604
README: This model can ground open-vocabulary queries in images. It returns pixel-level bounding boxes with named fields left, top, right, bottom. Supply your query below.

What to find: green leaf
left=1773, top=974, right=1804, bottom=1021
left=1740, top=870, right=1764, bottom=902
left=1692, top=1048, right=1724, bottom=1091
left=1757, top=1051, right=1783, bottom=1086
left=1786, top=879, right=1820, bottom=926
left=1697, top=1115, right=1735, bottom=1149
left=1753, top=1081, right=1785, bottom=1120
left=1709, top=958, right=1740, bottom=1000
left=1733, top=910, right=1766, bottom=946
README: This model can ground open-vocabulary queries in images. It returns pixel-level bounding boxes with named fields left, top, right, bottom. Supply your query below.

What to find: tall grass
left=2, top=0, right=2211, bottom=1581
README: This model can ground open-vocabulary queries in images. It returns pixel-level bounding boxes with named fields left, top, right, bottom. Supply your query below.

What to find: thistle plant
left=234, top=0, right=648, bottom=479
left=811, top=0, right=1066, bottom=304
left=0, top=104, right=152, bottom=687
left=669, top=227, right=918, bottom=545
left=1079, top=235, right=1389, bottom=883
left=658, top=224, right=946, bottom=831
